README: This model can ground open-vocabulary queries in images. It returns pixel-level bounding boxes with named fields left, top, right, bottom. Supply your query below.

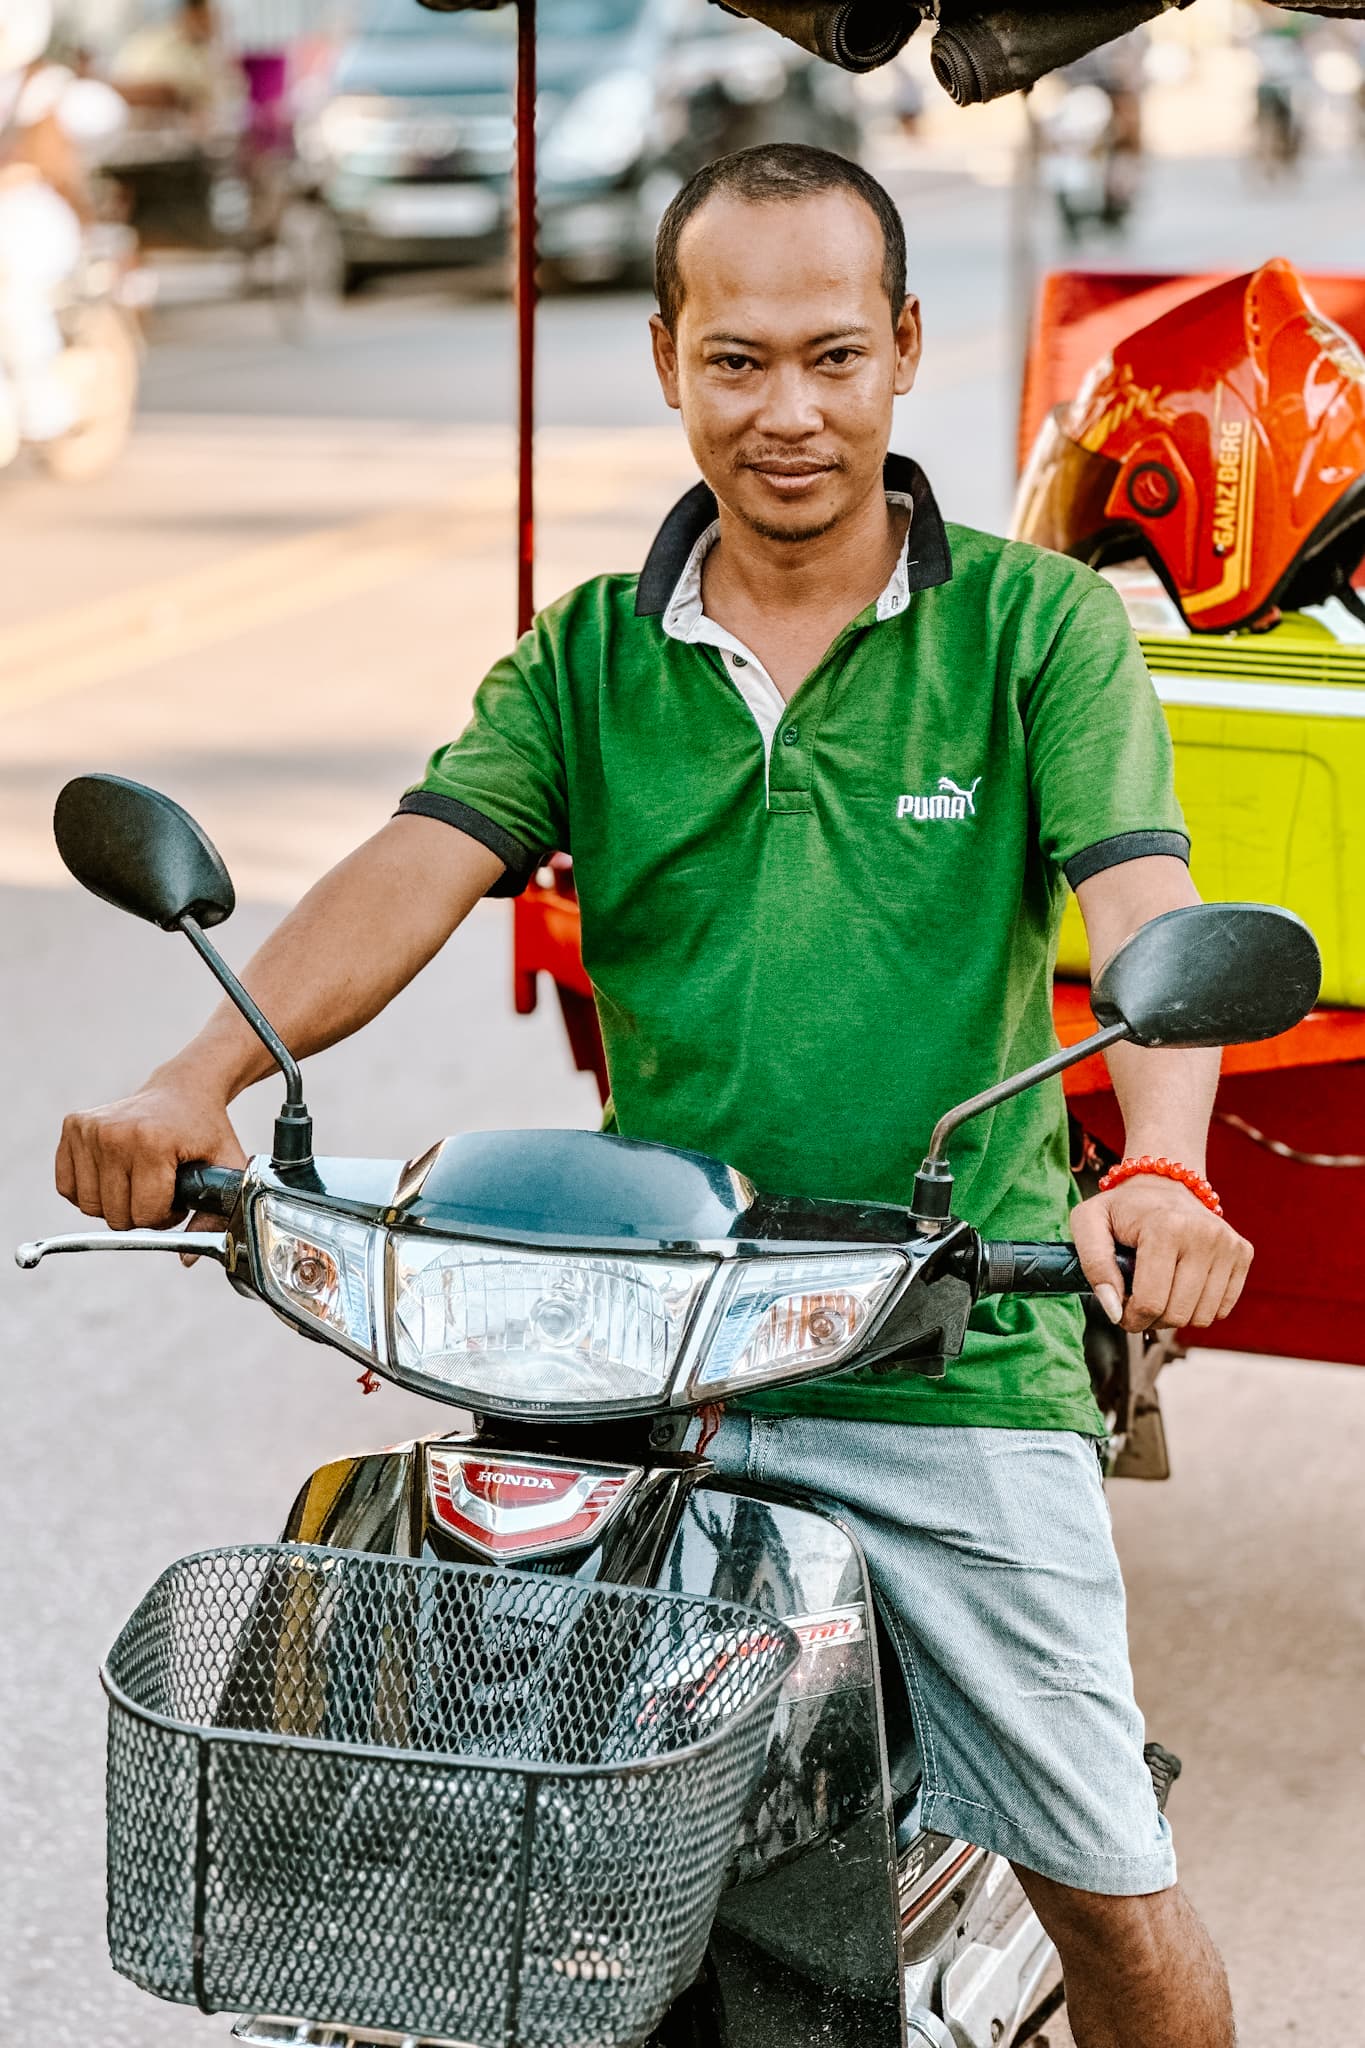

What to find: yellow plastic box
left=1057, top=614, right=1365, bottom=1007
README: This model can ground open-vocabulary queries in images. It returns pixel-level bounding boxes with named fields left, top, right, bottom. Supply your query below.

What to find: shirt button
left=781, top=724, right=799, bottom=746
left=731, top=653, right=748, bottom=668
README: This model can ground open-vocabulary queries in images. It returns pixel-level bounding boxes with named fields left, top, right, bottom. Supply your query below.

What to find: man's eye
left=821, top=348, right=859, bottom=367
left=710, top=354, right=754, bottom=372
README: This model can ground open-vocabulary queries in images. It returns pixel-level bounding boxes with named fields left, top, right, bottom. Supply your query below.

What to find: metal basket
left=103, top=1545, right=798, bottom=2048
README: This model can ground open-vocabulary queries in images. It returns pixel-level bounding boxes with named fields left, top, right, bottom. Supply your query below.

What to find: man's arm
left=56, top=815, right=505, bottom=1231
left=1069, top=855, right=1253, bottom=1334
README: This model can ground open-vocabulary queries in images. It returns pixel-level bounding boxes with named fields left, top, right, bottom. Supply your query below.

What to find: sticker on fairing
left=427, top=1448, right=640, bottom=1560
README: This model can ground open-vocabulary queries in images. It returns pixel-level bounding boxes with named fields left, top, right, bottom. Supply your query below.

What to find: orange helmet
left=1013, top=258, right=1365, bottom=633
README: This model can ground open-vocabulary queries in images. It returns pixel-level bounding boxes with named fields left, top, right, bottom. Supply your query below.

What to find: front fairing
left=242, top=1127, right=937, bottom=1251
left=231, top=1129, right=979, bottom=1416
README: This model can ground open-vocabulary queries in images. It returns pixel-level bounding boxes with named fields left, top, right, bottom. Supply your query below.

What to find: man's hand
left=1071, top=1176, right=1253, bottom=1335
left=56, top=1070, right=246, bottom=1231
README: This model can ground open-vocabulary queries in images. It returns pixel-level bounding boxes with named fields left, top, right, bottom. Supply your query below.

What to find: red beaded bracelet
left=1097, top=1154, right=1224, bottom=1218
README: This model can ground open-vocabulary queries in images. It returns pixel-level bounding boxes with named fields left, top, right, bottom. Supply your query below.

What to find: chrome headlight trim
left=248, top=1191, right=914, bottom=1416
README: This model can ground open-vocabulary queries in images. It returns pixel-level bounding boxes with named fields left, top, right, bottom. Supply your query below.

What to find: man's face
left=181, top=2, right=216, bottom=42
left=650, top=189, right=921, bottom=545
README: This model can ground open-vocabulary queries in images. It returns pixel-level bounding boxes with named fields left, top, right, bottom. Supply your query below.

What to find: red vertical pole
left=514, top=0, right=537, bottom=638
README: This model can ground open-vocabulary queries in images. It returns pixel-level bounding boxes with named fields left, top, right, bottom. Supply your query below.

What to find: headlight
left=257, top=1197, right=380, bottom=1360
left=252, top=1198, right=907, bottom=1415
left=540, top=72, right=653, bottom=183
left=312, top=95, right=471, bottom=167
left=682, top=1251, right=906, bottom=1401
left=390, top=1238, right=712, bottom=1409
left=313, top=95, right=395, bottom=160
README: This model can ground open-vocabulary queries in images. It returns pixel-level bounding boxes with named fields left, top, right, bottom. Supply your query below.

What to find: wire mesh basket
left=102, top=1544, right=797, bottom=2047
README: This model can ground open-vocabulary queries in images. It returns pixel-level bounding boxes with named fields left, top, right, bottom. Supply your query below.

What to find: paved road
left=2, top=150, right=1363, bottom=2047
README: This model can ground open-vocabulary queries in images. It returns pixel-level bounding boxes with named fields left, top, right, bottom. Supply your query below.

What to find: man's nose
left=752, top=365, right=823, bottom=439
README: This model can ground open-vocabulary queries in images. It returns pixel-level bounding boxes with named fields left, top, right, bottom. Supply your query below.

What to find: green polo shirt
left=401, top=456, right=1187, bottom=1433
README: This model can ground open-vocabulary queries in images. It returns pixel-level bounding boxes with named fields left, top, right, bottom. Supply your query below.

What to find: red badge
left=427, top=1449, right=640, bottom=1560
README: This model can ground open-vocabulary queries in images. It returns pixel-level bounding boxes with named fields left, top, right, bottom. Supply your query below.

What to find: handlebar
left=175, top=1162, right=244, bottom=1217
left=167, top=1180, right=1138, bottom=1286
left=978, top=1241, right=1137, bottom=1298
left=26, top=1164, right=1140, bottom=1305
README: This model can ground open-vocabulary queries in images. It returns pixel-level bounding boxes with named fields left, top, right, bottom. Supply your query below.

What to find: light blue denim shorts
left=702, top=1412, right=1176, bottom=1897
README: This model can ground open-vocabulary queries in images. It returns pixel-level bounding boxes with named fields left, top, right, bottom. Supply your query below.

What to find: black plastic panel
left=281, top=1433, right=902, bottom=2048
left=253, top=1131, right=926, bottom=1255
left=661, top=1479, right=901, bottom=2014
left=399, top=1129, right=755, bottom=1243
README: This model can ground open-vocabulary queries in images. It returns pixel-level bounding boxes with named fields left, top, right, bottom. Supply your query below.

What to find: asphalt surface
left=2, top=149, right=1364, bottom=2048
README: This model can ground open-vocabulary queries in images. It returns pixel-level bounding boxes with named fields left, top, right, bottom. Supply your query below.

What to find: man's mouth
left=743, top=459, right=840, bottom=495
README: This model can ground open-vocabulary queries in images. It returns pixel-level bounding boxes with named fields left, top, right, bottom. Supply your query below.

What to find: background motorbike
left=18, top=774, right=1321, bottom=2048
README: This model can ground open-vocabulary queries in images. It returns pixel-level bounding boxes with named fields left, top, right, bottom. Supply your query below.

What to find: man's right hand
left=56, top=1072, right=247, bottom=1231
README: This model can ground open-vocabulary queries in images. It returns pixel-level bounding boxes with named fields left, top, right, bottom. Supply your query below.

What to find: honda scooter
left=19, top=774, right=1321, bottom=2048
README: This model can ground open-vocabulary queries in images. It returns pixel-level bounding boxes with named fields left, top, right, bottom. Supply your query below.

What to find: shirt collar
left=635, top=451, right=953, bottom=620
left=662, top=492, right=915, bottom=642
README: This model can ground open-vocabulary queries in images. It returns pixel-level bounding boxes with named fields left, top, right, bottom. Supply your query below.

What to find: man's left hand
left=1071, top=1177, right=1253, bottom=1335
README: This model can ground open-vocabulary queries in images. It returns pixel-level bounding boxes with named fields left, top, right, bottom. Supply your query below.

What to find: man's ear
left=650, top=313, right=682, bottom=411
left=893, top=294, right=922, bottom=398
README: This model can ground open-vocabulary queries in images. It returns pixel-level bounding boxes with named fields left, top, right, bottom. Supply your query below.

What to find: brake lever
left=15, top=1229, right=229, bottom=1269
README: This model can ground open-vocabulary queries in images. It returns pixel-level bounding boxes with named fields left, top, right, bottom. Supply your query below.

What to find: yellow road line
left=0, top=430, right=693, bottom=718
left=0, top=477, right=515, bottom=717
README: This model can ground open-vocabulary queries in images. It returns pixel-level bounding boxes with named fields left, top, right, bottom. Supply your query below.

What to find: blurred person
left=1061, top=21, right=1146, bottom=150
left=1042, top=25, right=1146, bottom=238
left=111, top=0, right=242, bottom=133
left=56, top=145, right=1247, bottom=2046
left=1249, top=18, right=1311, bottom=175
left=0, top=0, right=85, bottom=447
left=890, top=48, right=924, bottom=138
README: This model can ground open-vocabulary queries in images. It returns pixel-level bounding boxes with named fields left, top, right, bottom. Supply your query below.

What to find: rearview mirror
left=911, top=900, right=1322, bottom=1225
left=1092, top=903, right=1322, bottom=1049
left=54, top=774, right=235, bottom=931
left=52, top=774, right=314, bottom=1169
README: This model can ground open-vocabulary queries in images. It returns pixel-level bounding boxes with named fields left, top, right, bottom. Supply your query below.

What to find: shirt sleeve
left=397, top=613, right=569, bottom=899
left=1023, top=574, right=1188, bottom=889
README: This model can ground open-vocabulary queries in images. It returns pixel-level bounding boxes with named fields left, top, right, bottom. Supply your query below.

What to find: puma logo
left=896, top=775, right=982, bottom=823
left=938, top=776, right=981, bottom=814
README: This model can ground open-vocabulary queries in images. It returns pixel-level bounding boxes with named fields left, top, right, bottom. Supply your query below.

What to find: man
left=112, top=0, right=241, bottom=131
left=57, top=146, right=1248, bottom=2046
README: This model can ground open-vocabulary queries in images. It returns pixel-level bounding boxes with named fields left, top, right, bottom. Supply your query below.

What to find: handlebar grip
left=174, top=1162, right=244, bottom=1217
left=980, top=1241, right=1137, bottom=1298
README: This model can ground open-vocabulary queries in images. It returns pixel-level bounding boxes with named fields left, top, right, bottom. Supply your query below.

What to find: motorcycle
left=18, top=773, right=1321, bottom=2048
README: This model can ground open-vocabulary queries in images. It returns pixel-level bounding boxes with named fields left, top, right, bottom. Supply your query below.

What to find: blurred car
left=298, top=0, right=864, bottom=290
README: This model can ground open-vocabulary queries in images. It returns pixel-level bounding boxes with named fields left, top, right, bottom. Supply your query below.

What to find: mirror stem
left=178, top=915, right=314, bottom=1169
left=910, top=1022, right=1130, bottom=1226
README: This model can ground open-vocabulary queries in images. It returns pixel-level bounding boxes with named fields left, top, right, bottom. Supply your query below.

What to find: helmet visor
left=1013, top=408, right=1123, bottom=558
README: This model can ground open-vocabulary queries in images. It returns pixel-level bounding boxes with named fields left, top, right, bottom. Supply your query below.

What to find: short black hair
left=654, top=143, right=907, bottom=333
